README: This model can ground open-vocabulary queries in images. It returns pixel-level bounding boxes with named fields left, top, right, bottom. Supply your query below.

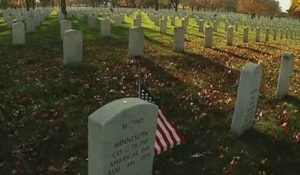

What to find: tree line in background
left=1, top=0, right=300, bottom=19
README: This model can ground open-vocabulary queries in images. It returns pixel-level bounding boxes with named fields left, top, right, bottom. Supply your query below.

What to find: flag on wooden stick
left=138, top=84, right=185, bottom=156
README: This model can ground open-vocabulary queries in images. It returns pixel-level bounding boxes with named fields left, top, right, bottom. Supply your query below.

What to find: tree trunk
left=92, top=0, right=95, bottom=8
left=154, top=0, right=159, bottom=10
left=112, top=0, right=117, bottom=8
left=31, top=0, right=35, bottom=9
left=25, top=0, right=30, bottom=11
left=1, top=0, right=8, bottom=9
left=61, top=0, right=67, bottom=16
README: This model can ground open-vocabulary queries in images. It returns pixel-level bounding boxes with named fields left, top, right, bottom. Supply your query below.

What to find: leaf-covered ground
left=0, top=10, right=300, bottom=175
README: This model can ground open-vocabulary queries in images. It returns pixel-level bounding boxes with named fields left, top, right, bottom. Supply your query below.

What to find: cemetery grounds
left=1, top=9, right=300, bottom=174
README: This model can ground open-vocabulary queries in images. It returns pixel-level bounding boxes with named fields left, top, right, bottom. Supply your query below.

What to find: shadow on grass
left=139, top=55, right=233, bottom=128
left=282, top=95, right=300, bottom=107
left=236, top=45, right=272, bottom=56
left=255, top=42, right=282, bottom=50
left=241, top=128, right=300, bottom=174
left=144, top=27, right=174, bottom=38
left=187, top=32, right=204, bottom=39
left=144, top=35, right=172, bottom=50
left=213, top=47, right=258, bottom=63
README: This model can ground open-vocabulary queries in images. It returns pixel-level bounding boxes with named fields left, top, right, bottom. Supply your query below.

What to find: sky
left=276, top=0, right=291, bottom=12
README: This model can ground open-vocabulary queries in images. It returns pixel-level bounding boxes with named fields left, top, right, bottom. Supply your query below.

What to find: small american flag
left=139, top=84, right=185, bottom=156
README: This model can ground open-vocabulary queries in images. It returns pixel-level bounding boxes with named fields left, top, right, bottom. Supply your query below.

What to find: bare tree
left=170, top=0, right=180, bottom=11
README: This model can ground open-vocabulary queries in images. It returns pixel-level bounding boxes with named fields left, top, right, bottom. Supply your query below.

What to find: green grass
left=0, top=10, right=300, bottom=175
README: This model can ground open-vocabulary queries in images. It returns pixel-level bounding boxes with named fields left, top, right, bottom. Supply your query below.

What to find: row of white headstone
left=4, top=8, right=51, bottom=28
left=144, top=8, right=300, bottom=34
left=63, top=7, right=300, bottom=37
left=60, top=15, right=296, bottom=73
left=134, top=13, right=299, bottom=48
left=86, top=53, right=294, bottom=175
left=7, top=9, right=51, bottom=45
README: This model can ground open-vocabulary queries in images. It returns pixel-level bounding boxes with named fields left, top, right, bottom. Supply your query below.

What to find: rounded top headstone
left=242, top=63, right=262, bottom=74
left=89, top=98, right=157, bottom=126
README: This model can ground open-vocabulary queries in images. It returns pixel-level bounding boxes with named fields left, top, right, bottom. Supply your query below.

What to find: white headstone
left=181, top=18, right=188, bottom=33
left=213, top=21, right=218, bottom=32
left=128, top=27, right=144, bottom=57
left=60, top=20, right=72, bottom=39
left=276, top=53, right=294, bottom=99
left=12, top=22, right=25, bottom=45
left=160, top=19, right=167, bottom=34
left=101, top=19, right=111, bottom=37
left=88, top=15, right=97, bottom=28
left=63, top=30, right=83, bottom=65
left=231, top=63, right=262, bottom=136
left=58, top=12, right=65, bottom=21
left=280, top=30, right=284, bottom=40
left=170, top=16, right=175, bottom=26
left=235, top=23, right=239, bottom=32
left=198, top=19, right=204, bottom=33
left=205, top=26, right=213, bottom=48
left=26, top=19, right=36, bottom=33
left=255, top=28, right=261, bottom=42
left=227, top=26, right=234, bottom=46
left=134, top=17, right=142, bottom=27
left=173, top=26, right=184, bottom=52
left=114, top=17, right=122, bottom=26
left=225, top=21, right=229, bottom=31
left=265, top=28, right=270, bottom=42
left=88, top=98, right=158, bottom=175
left=6, top=18, right=13, bottom=28
left=273, top=29, right=277, bottom=40
left=243, top=27, right=249, bottom=43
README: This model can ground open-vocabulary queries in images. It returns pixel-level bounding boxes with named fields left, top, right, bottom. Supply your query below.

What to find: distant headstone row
left=4, top=8, right=51, bottom=45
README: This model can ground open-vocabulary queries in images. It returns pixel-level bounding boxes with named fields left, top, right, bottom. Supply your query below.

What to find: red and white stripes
left=154, top=109, right=184, bottom=156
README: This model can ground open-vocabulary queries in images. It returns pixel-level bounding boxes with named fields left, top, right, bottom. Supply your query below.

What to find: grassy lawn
left=0, top=9, right=300, bottom=174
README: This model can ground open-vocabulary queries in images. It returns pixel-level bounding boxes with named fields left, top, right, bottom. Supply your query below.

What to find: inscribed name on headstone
left=276, top=53, right=294, bottom=99
left=88, top=98, right=158, bottom=175
left=231, top=63, right=262, bottom=136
